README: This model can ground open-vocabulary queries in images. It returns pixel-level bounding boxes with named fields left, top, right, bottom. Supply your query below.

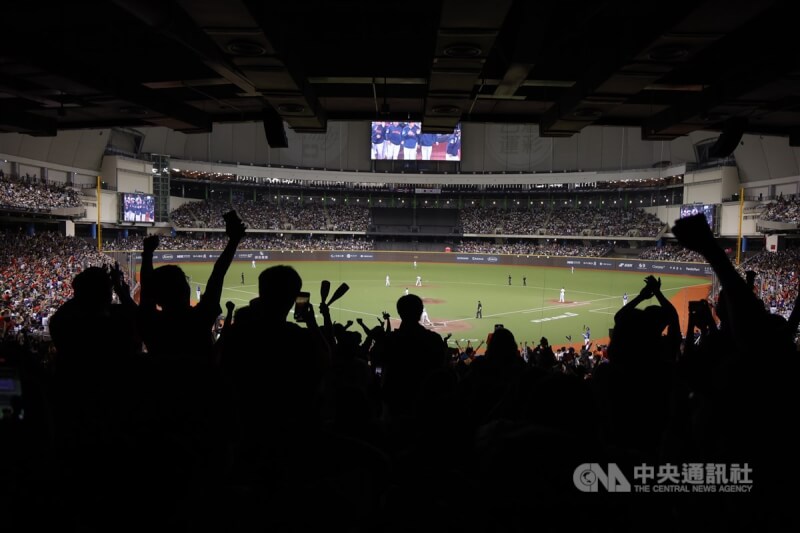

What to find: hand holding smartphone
left=294, top=291, right=310, bottom=322
left=223, top=210, right=246, bottom=240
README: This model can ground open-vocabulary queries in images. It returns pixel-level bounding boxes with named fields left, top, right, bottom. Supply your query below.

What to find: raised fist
left=223, top=210, right=246, bottom=240
left=143, top=235, right=159, bottom=253
left=672, top=214, right=715, bottom=254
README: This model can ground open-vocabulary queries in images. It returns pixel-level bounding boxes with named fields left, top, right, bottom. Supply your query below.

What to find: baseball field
left=176, top=259, right=711, bottom=352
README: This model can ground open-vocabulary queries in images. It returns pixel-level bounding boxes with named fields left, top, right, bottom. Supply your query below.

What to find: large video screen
left=680, top=203, right=717, bottom=230
left=371, top=122, right=461, bottom=161
left=121, top=192, right=155, bottom=222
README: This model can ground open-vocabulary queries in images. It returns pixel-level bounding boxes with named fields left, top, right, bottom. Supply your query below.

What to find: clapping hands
left=644, top=275, right=661, bottom=294
left=639, top=275, right=661, bottom=299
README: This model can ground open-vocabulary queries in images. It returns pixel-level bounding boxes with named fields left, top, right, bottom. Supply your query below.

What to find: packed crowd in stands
left=170, top=199, right=370, bottom=231
left=0, top=173, right=82, bottom=211
left=738, top=246, right=800, bottom=320
left=457, top=239, right=613, bottom=257
left=459, top=205, right=665, bottom=236
left=103, top=234, right=374, bottom=251
left=105, top=235, right=617, bottom=256
left=540, top=205, right=664, bottom=237
left=459, top=206, right=549, bottom=234
left=171, top=199, right=666, bottom=237
left=171, top=169, right=683, bottom=192
left=759, top=194, right=800, bottom=223
left=638, top=242, right=705, bottom=262
left=0, top=232, right=113, bottom=339
left=2, top=212, right=797, bottom=532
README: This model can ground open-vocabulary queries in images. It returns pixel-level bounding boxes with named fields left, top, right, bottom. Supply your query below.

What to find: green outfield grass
left=176, top=260, right=710, bottom=350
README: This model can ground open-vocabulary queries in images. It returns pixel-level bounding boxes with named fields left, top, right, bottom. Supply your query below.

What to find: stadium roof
left=2, top=0, right=799, bottom=145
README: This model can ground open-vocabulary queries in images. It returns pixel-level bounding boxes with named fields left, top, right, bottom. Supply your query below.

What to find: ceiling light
left=431, top=105, right=461, bottom=115
left=443, top=43, right=482, bottom=58
left=226, top=41, right=267, bottom=56
left=277, top=103, right=306, bottom=114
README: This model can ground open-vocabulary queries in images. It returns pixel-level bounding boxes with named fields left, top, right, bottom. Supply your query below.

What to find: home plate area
left=427, top=319, right=471, bottom=332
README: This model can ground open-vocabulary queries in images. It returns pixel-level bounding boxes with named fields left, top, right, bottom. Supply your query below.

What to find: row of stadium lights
left=272, top=195, right=406, bottom=204
left=269, top=195, right=671, bottom=205
left=488, top=197, right=673, bottom=205
left=178, top=171, right=679, bottom=206
left=175, top=169, right=679, bottom=185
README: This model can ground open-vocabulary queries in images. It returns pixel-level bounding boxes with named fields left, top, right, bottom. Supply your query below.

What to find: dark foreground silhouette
left=2, top=212, right=798, bottom=532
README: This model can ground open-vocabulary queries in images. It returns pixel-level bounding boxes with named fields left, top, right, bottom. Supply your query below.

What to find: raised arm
left=614, top=278, right=654, bottom=323
left=223, top=300, right=235, bottom=333
left=317, top=300, right=335, bottom=346
left=300, top=302, right=332, bottom=370
left=110, top=261, right=135, bottom=309
left=648, top=275, right=681, bottom=348
left=212, top=300, right=236, bottom=360
left=356, top=317, right=372, bottom=337
left=203, top=211, right=246, bottom=306
left=672, top=214, right=769, bottom=348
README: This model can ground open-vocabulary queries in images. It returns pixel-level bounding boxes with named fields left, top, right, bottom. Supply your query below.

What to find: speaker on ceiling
left=262, top=107, right=288, bottom=148
left=708, top=118, right=747, bottom=159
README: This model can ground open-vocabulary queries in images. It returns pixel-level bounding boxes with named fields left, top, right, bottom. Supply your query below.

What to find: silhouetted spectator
left=224, top=265, right=330, bottom=452
left=458, top=327, right=525, bottom=427
left=672, top=213, right=800, bottom=521
left=377, top=294, right=447, bottom=434
left=49, top=265, right=138, bottom=530
left=136, top=212, right=245, bottom=524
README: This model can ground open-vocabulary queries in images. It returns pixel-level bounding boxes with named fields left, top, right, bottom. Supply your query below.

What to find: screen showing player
left=371, top=121, right=461, bottom=161
left=121, top=193, right=155, bottom=222
left=679, top=203, right=716, bottom=230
